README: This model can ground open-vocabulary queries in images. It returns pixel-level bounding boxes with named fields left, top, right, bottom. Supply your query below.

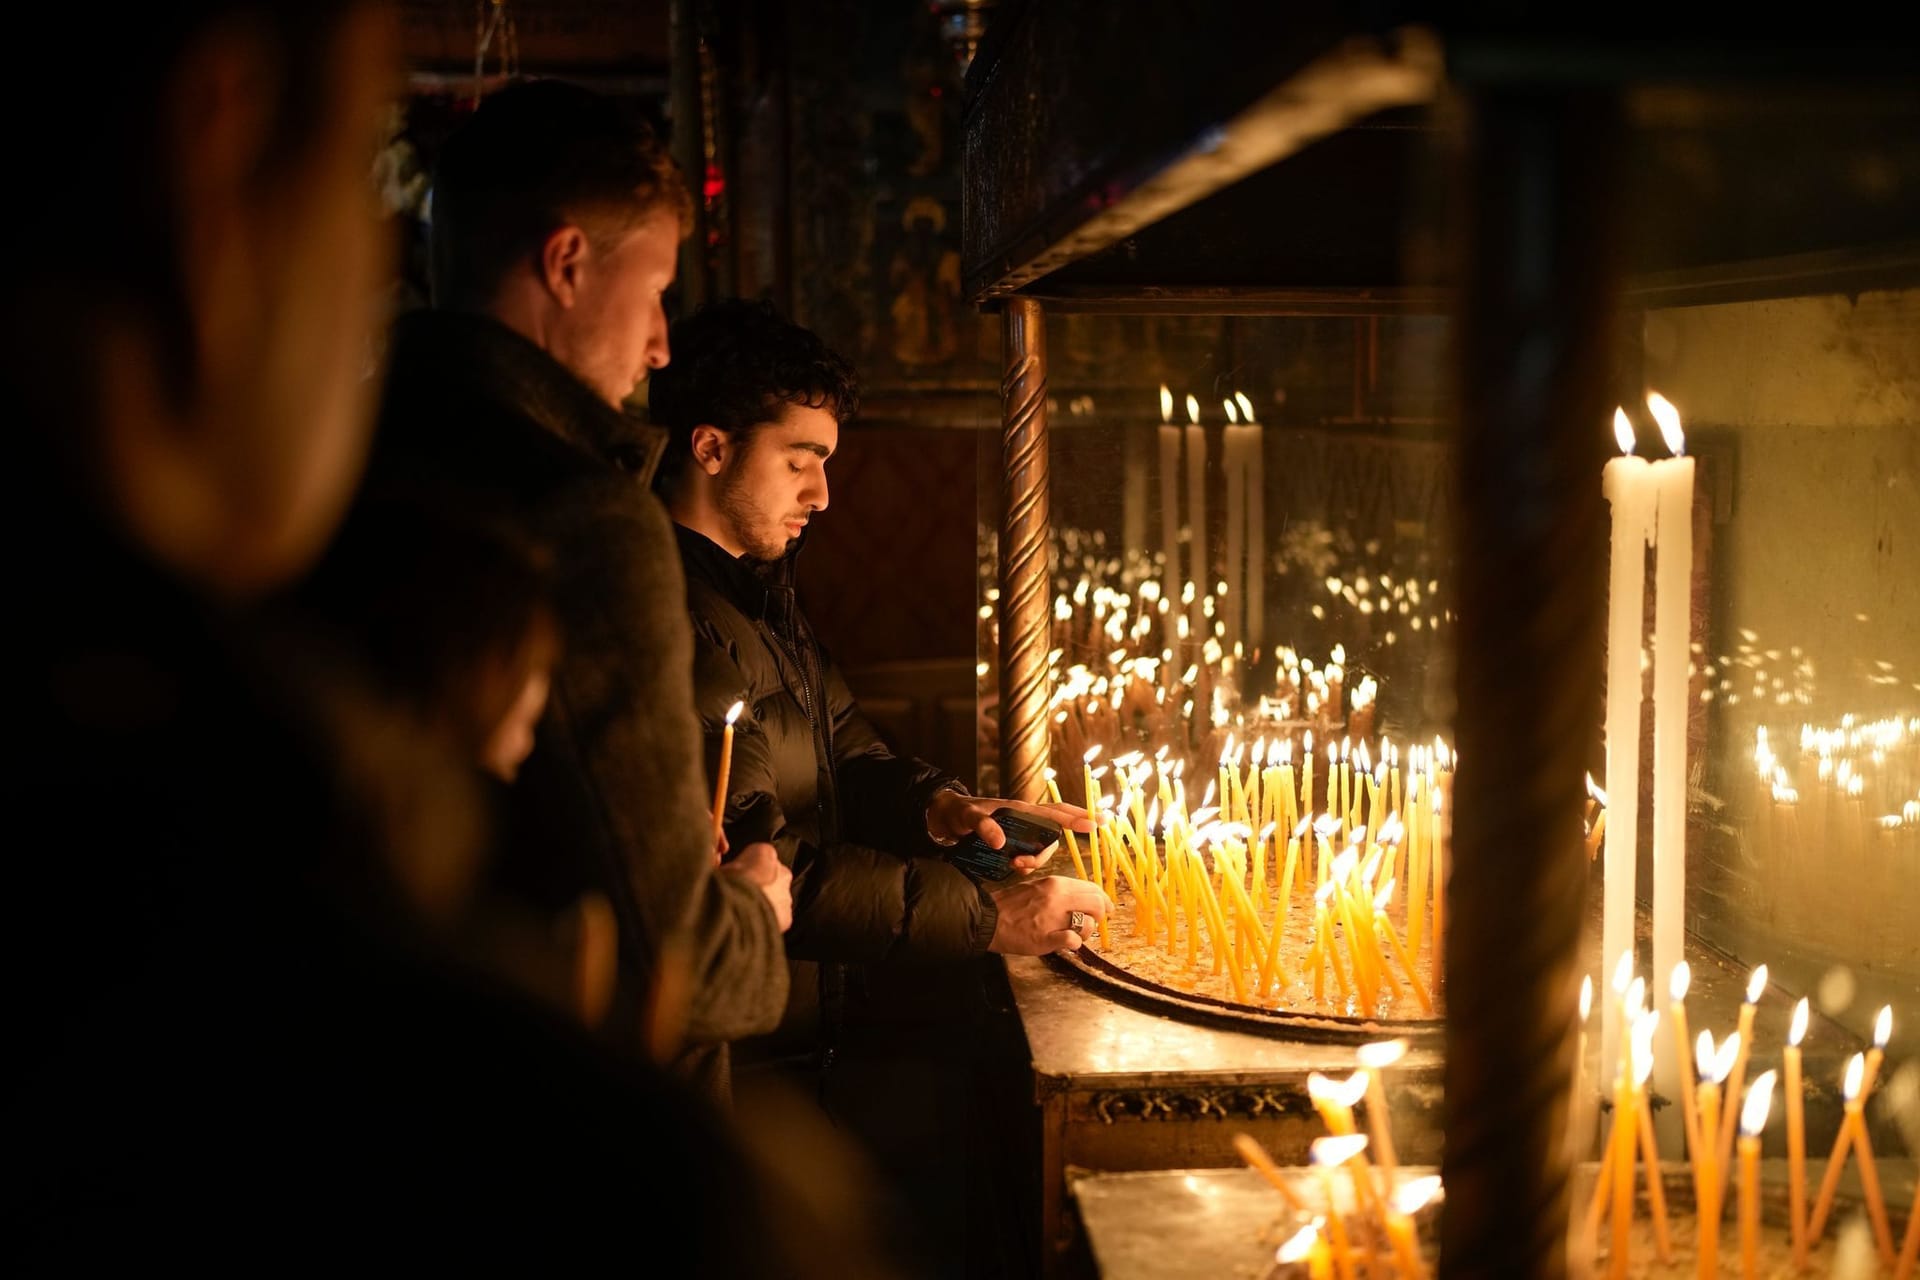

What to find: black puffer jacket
left=675, top=523, right=998, bottom=975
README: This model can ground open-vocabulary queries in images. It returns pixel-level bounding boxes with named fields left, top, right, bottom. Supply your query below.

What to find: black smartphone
left=944, top=808, right=1064, bottom=882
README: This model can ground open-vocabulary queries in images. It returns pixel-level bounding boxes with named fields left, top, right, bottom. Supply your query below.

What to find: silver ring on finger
left=1069, top=911, right=1091, bottom=935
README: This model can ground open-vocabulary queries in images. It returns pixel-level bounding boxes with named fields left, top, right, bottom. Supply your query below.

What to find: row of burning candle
left=1237, top=1039, right=1441, bottom=1279
left=1048, top=734, right=1451, bottom=1012
left=1753, top=716, right=1920, bottom=836
left=1581, top=956, right=1918, bottom=1278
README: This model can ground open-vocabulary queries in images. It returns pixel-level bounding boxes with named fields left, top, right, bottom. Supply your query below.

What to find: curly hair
left=429, top=79, right=693, bottom=311
left=648, top=298, right=861, bottom=492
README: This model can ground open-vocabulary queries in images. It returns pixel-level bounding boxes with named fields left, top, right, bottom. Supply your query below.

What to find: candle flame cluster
left=1246, top=1038, right=1438, bottom=1277
left=1050, top=723, right=1451, bottom=1015
left=1752, top=714, right=1920, bottom=845
left=1577, top=952, right=1908, bottom=1278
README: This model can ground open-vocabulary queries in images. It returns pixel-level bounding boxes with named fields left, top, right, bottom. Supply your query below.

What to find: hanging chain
left=472, top=0, right=519, bottom=106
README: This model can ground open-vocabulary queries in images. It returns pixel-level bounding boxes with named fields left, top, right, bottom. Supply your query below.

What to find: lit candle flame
left=1712, top=1032, right=1742, bottom=1084
left=1185, top=394, right=1200, bottom=425
left=1223, top=398, right=1239, bottom=425
left=1084, top=745, right=1103, bottom=763
left=1612, top=951, right=1634, bottom=994
left=1159, top=384, right=1173, bottom=423
left=1696, top=1031, right=1716, bottom=1079
left=1612, top=407, right=1636, bottom=456
left=1624, top=977, right=1647, bottom=1022
left=1358, top=1039, right=1408, bottom=1070
left=1586, top=773, right=1608, bottom=806
left=1745, top=964, right=1768, bottom=1006
left=1789, top=997, right=1809, bottom=1048
left=1310, top=1134, right=1370, bottom=1167
left=1392, top=1175, right=1444, bottom=1216
left=1646, top=391, right=1684, bottom=456
left=1375, top=879, right=1396, bottom=910
left=1235, top=390, right=1255, bottom=422
left=1873, top=1005, right=1892, bottom=1048
left=1315, top=881, right=1337, bottom=906
left=1632, top=1015, right=1657, bottom=1087
left=1844, top=1052, right=1864, bottom=1101
left=1670, top=960, right=1692, bottom=1004
left=1740, top=1069, right=1777, bottom=1136
left=725, top=700, right=746, bottom=726
left=1293, top=817, right=1313, bottom=839
left=1276, top=1226, right=1320, bottom=1265
left=1579, top=975, right=1594, bottom=1022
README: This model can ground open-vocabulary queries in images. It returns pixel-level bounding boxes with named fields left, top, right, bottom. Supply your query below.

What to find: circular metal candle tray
left=1051, top=945, right=1445, bottom=1045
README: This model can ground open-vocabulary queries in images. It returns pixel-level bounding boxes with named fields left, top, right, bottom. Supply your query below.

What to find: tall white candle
left=1237, top=391, right=1265, bottom=657
left=1122, top=423, right=1149, bottom=563
left=1223, top=399, right=1247, bottom=657
left=1184, top=394, right=1209, bottom=642
left=1647, top=390, right=1695, bottom=1117
left=1601, top=407, right=1655, bottom=1074
left=1158, top=386, right=1181, bottom=592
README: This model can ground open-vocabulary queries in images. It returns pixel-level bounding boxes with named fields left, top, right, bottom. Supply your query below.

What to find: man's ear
left=538, top=226, right=591, bottom=307
left=689, top=424, right=728, bottom=476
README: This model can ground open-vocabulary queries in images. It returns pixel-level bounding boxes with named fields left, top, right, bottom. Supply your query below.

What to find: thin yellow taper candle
left=1785, top=997, right=1809, bottom=1270
left=1232, top=1131, right=1307, bottom=1210
left=1669, top=961, right=1702, bottom=1164
left=1807, top=1051, right=1863, bottom=1245
left=711, top=700, right=746, bottom=844
left=1738, top=1071, right=1778, bottom=1280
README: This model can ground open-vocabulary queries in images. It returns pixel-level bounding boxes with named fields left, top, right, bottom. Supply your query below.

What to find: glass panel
left=977, top=312, right=1456, bottom=1025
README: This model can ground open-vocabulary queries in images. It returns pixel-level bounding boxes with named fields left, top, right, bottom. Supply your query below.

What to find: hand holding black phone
left=944, top=808, right=1063, bottom=882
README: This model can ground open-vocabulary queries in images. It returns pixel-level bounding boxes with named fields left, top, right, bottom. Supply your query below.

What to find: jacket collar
left=383, top=308, right=667, bottom=485
left=670, top=521, right=804, bottom=617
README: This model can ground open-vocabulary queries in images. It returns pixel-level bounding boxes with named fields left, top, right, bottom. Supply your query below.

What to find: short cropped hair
left=648, top=299, right=860, bottom=492
left=429, top=79, right=693, bottom=311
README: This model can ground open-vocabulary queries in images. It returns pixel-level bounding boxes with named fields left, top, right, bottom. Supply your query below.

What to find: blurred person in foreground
left=0, top=6, right=875, bottom=1271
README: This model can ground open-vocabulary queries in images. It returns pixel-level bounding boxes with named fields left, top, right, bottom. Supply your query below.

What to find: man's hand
left=926, top=791, right=1097, bottom=871
left=987, top=875, right=1112, bottom=955
left=720, top=841, right=792, bottom=932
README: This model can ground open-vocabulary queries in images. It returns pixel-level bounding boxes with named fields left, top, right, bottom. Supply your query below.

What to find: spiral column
left=998, top=297, right=1052, bottom=805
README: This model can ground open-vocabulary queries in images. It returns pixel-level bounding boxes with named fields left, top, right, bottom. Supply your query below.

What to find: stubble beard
left=716, top=471, right=794, bottom=563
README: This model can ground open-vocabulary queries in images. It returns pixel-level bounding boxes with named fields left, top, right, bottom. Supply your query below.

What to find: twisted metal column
left=998, top=297, right=1051, bottom=805
left=1441, top=91, right=1620, bottom=1280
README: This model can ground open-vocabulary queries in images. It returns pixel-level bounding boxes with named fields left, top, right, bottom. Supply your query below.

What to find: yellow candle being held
left=711, top=700, right=745, bottom=845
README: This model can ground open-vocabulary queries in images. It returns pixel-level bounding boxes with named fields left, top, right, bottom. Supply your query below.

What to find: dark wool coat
left=356, top=310, right=788, bottom=1091
left=10, top=499, right=802, bottom=1270
left=673, top=524, right=997, bottom=989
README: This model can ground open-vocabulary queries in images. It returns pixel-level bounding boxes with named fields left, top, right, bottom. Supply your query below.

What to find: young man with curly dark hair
left=649, top=298, right=1110, bottom=1071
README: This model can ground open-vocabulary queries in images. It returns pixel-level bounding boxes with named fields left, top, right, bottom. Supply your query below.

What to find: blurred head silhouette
left=8, top=1, right=399, bottom=597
